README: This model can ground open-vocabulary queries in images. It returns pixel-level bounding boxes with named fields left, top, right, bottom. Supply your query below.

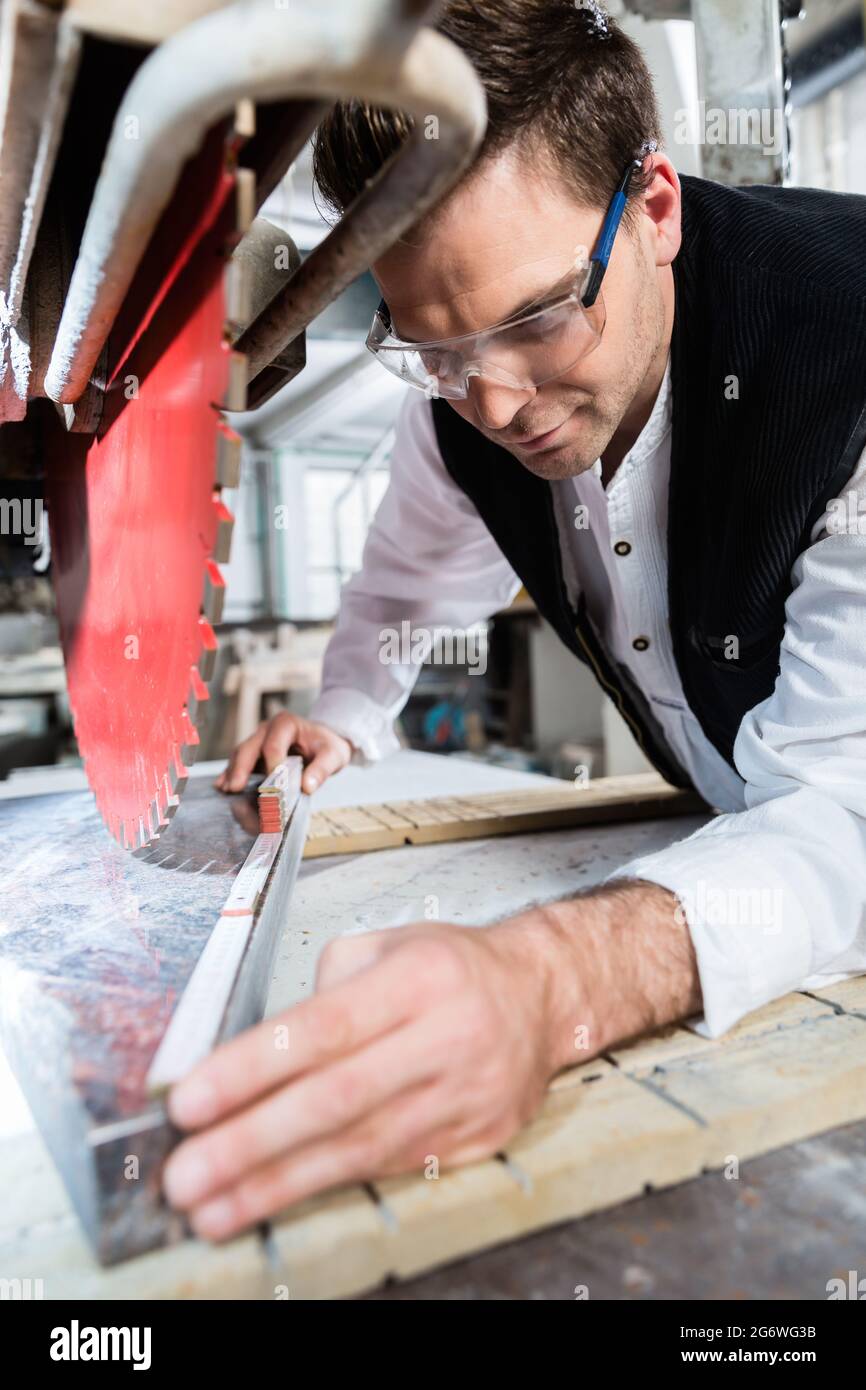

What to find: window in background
left=301, top=463, right=389, bottom=619
left=789, top=0, right=866, bottom=193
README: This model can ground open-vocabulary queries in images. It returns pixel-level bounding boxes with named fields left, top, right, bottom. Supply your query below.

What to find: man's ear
left=639, top=155, right=682, bottom=268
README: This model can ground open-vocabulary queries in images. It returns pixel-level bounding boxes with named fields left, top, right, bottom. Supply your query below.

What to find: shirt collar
left=586, top=354, right=673, bottom=485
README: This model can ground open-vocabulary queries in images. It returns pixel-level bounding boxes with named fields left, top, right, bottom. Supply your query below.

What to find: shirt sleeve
left=606, top=445, right=866, bottom=1036
left=309, top=390, right=522, bottom=760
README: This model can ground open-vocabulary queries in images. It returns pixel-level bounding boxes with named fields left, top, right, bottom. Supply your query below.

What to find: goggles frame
left=366, top=156, right=644, bottom=398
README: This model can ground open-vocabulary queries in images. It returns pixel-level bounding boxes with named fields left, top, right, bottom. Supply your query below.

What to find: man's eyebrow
left=495, top=271, right=577, bottom=323
left=389, top=270, right=577, bottom=343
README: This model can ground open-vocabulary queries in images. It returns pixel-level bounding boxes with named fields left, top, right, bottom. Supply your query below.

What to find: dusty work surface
left=0, top=772, right=282, bottom=1262
left=3, top=976, right=865, bottom=1300
left=2, top=754, right=865, bottom=1298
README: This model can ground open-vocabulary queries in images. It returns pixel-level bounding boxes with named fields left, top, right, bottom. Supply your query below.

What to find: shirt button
left=632, top=636, right=650, bottom=652
left=613, top=540, right=631, bottom=556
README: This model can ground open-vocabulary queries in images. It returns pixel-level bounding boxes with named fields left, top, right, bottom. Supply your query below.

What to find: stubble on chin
left=508, top=409, right=614, bottom=481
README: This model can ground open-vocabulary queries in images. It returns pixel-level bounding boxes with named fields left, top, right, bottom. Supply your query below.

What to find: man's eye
left=521, top=314, right=552, bottom=340
left=523, top=302, right=573, bottom=340
left=499, top=311, right=550, bottom=346
left=418, top=348, right=459, bottom=376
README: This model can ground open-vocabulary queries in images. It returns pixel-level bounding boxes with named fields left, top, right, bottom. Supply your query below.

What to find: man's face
left=373, top=144, right=678, bottom=480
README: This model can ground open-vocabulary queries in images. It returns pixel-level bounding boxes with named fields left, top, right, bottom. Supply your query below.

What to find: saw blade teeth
left=180, top=743, right=199, bottom=769
left=212, top=495, right=234, bottom=564
left=186, top=666, right=210, bottom=726
left=233, top=99, right=256, bottom=142
left=181, top=718, right=200, bottom=748
left=222, top=153, right=254, bottom=332
left=196, top=618, right=218, bottom=683
left=160, top=766, right=181, bottom=821
left=215, top=423, right=241, bottom=489
left=189, top=666, right=209, bottom=702
left=225, top=256, right=251, bottom=339
left=234, top=166, right=256, bottom=239
left=202, top=559, right=226, bottom=625
left=170, top=748, right=189, bottom=797
left=57, top=138, right=254, bottom=853
left=219, top=349, right=247, bottom=412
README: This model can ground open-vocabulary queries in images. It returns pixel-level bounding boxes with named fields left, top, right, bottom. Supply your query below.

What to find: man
left=163, top=0, right=866, bottom=1240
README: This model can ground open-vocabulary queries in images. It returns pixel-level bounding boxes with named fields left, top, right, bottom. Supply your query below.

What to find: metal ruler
left=146, top=757, right=308, bottom=1093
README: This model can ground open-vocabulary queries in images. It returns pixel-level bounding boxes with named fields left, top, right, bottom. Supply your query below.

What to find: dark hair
left=312, top=0, right=661, bottom=227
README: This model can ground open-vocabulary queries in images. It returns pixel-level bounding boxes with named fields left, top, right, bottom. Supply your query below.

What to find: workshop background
left=2, top=0, right=864, bottom=793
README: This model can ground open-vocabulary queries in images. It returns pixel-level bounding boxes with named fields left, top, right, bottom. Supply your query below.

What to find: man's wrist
left=493, top=880, right=703, bottom=1079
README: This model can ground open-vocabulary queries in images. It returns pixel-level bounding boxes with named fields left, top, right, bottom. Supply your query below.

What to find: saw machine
left=0, top=0, right=486, bottom=851
left=0, top=0, right=485, bottom=1265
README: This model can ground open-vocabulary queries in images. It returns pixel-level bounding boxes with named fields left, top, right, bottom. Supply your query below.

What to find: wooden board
left=5, top=978, right=866, bottom=1299
left=304, top=773, right=706, bottom=858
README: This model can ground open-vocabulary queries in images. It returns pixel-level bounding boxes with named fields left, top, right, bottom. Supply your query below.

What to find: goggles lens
left=366, top=286, right=605, bottom=399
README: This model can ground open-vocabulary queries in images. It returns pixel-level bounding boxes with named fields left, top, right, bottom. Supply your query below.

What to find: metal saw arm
left=0, top=0, right=486, bottom=850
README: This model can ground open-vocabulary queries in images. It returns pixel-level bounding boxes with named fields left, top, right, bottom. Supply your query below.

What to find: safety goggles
left=366, top=157, right=644, bottom=400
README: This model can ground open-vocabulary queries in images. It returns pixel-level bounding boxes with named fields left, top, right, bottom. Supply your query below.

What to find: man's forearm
left=493, top=880, right=703, bottom=1078
left=165, top=880, right=704, bottom=1232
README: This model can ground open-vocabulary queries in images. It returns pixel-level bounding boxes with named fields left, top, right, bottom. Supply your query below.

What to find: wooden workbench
left=2, top=754, right=865, bottom=1299
left=367, top=1114, right=866, bottom=1301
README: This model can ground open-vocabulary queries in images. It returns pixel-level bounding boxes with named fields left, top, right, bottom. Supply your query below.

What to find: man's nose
left=467, top=374, right=535, bottom=431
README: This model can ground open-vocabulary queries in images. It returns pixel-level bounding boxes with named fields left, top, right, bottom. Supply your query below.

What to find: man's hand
left=162, top=881, right=701, bottom=1240
left=162, top=916, right=562, bottom=1241
left=216, top=712, right=352, bottom=795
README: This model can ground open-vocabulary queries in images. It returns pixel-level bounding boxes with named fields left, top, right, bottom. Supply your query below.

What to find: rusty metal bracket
left=43, top=0, right=486, bottom=408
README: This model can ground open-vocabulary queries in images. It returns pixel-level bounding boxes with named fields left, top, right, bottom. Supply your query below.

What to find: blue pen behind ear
left=582, top=157, right=644, bottom=308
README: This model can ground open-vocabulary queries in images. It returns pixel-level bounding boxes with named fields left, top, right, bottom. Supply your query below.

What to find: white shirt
left=311, top=372, right=866, bottom=1036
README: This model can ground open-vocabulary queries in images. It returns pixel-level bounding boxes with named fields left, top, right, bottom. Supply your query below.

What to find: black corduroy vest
left=432, top=175, right=866, bottom=788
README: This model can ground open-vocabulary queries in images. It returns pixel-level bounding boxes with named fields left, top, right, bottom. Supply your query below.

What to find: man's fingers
left=260, top=714, right=303, bottom=774
left=218, top=726, right=267, bottom=793
left=217, top=714, right=349, bottom=794
left=315, top=932, right=385, bottom=991
left=219, top=716, right=296, bottom=793
left=182, top=1079, right=452, bottom=1241
left=167, top=941, right=414, bottom=1130
left=164, top=1013, right=445, bottom=1213
left=301, top=738, right=348, bottom=793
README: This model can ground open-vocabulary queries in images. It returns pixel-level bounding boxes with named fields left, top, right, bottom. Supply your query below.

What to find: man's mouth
left=507, top=419, right=569, bottom=453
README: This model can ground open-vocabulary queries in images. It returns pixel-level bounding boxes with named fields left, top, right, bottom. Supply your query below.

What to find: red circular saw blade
left=47, top=144, right=244, bottom=851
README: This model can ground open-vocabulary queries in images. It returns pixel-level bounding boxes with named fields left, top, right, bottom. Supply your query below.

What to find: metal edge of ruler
left=146, top=768, right=308, bottom=1096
